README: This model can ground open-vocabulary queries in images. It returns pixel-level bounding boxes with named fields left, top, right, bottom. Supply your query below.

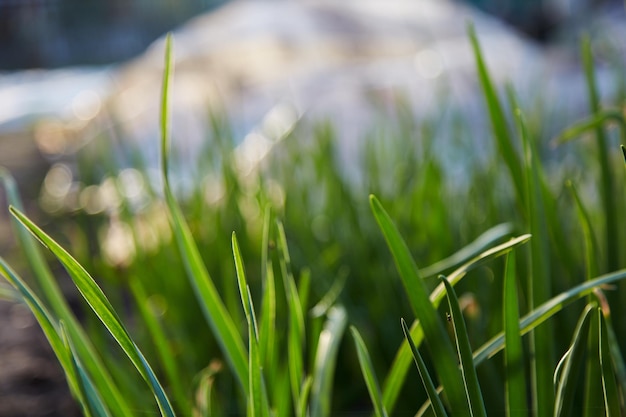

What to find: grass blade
left=516, top=100, right=554, bottom=415
left=233, top=232, right=270, bottom=417
left=370, top=194, right=469, bottom=416
left=502, top=253, right=527, bottom=417
left=59, top=322, right=111, bottom=417
left=441, top=276, right=487, bottom=417
left=554, top=304, right=594, bottom=417
left=297, top=376, right=313, bottom=417
left=420, top=223, right=514, bottom=278
left=468, top=24, right=524, bottom=204
left=401, top=318, right=448, bottom=417
left=276, top=220, right=305, bottom=410
left=159, top=33, right=248, bottom=393
left=599, top=310, right=621, bottom=416
left=350, top=326, right=389, bottom=417
left=9, top=207, right=176, bottom=417
left=382, top=233, right=531, bottom=413
left=567, top=181, right=600, bottom=280
left=310, top=306, right=347, bottom=417
left=581, top=34, right=618, bottom=272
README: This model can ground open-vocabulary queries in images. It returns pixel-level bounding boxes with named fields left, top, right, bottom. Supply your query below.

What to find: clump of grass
left=1, top=24, right=626, bottom=416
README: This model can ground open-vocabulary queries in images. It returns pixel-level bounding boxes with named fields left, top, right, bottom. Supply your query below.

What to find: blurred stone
left=106, top=0, right=550, bottom=179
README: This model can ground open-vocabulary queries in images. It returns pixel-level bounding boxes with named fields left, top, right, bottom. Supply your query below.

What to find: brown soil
left=0, top=299, right=80, bottom=417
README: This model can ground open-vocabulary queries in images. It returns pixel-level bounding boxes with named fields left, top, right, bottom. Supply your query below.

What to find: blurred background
left=0, top=0, right=621, bottom=69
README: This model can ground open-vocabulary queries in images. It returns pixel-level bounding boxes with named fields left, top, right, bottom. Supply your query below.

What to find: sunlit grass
left=1, top=25, right=625, bottom=416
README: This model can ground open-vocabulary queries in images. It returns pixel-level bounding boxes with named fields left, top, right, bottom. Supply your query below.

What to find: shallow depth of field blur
left=1, top=1, right=626, bottom=416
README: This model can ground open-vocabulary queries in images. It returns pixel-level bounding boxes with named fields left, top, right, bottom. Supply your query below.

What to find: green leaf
left=441, top=276, right=487, bottom=417
left=554, top=304, right=594, bottom=417
left=502, top=253, right=527, bottom=417
left=159, top=33, right=248, bottom=394
left=9, top=207, right=175, bottom=417
left=370, top=194, right=469, bottom=416
left=350, top=326, right=389, bottom=417
left=401, top=319, right=448, bottom=417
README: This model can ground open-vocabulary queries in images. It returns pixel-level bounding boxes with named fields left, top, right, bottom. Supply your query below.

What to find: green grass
left=1, top=26, right=626, bottom=416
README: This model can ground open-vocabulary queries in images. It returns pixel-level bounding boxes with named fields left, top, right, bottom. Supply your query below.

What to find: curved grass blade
left=159, top=33, right=248, bottom=393
left=599, top=310, right=621, bottom=416
left=552, top=109, right=626, bottom=147
left=310, top=306, right=347, bottom=417
left=441, top=277, right=487, bottom=417
left=350, top=326, right=389, bottom=417
left=9, top=207, right=176, bottom=417
left=370, top=194, right=469, bottom=416
left=381, top=233, right=531, bottom=413
left=0, top=169, right=132, bottom=417
left=554, top=304, right=594, bottom=417
left=474, top=268, right=626, bottom=364
left=420, top=223, right=514, bottom=278
left=502, top=253, right=527, bottom=417
left=310, top=271, right=348, bottom=319
left=401, top=319, right=448, bottom=417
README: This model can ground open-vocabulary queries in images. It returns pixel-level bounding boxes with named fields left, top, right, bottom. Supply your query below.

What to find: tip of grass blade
left=621, top=145, right=626, bottom=164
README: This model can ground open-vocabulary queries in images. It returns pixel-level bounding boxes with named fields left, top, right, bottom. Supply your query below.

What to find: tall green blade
left=9, top=207, right=175, bottom=417
left=276, top=220, right=305, bottom=410
left=516, top=102, right=554, bottom=415
left=232, top=232, right=270, bottom=417
left=350, top=327, right=389, bottom=417
left=442, top=277, right=487, bottom=417
left=502, top=253, right=527, bottom=417
left=468, top=24, right=524, bottom=204
left=581, top=35, right=618, bottom=272
left=370, top=194, right=470, bottom=416
left=159, top=33, right=248, bottom=393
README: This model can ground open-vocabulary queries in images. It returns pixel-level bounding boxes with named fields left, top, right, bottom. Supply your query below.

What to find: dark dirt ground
left=0, top=299, right=81, bottom=417
left=0, top=131, right=80, bottom=416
